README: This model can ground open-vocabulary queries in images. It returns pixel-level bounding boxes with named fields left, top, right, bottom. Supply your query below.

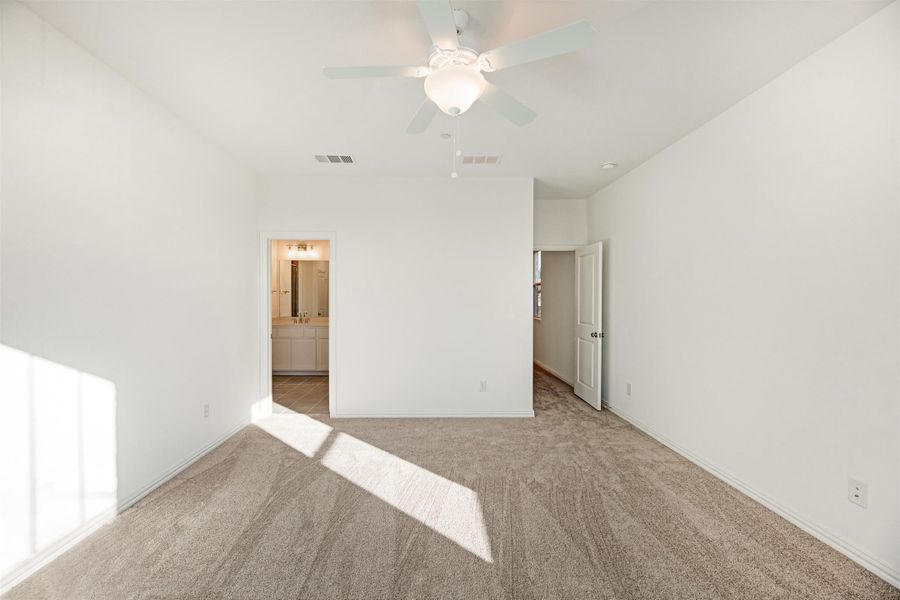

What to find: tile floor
left=272, top=374, right=329, bottom=415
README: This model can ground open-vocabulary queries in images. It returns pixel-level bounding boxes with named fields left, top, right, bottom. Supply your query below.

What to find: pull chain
left=451, top=117, right=461, bottom=178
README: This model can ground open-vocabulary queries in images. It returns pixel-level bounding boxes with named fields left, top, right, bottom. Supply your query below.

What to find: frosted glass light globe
left=424, top=65, right=486, bottom=116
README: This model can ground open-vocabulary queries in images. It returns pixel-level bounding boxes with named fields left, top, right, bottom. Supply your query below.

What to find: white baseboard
left=0, top=418, right=250, bottom=595
left=0, top=507, right=116, bottom=594
left=331, top=410, right=535, bottom=418
left=116, top=418, right=249, bottom=512
left=602, top=401, right=900, bottom=589
left=533, top=360, right=574, bottom=387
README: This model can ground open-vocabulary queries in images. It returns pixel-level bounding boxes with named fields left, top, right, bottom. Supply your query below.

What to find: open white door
left=574, top=242, right=603, bottom=410
left=278, top=260, right=292, bottom=317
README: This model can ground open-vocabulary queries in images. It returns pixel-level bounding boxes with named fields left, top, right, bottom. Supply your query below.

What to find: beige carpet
left=5, top=368, right=898, bottom=599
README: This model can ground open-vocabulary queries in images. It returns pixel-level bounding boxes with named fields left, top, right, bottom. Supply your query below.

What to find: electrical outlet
left=203, top=404, right=210, bottom=419
left=626, top=383, right=632, bottom=397
left=479, top=380, right=487, bottom=393
left=848, top=478, right=868, bottom=508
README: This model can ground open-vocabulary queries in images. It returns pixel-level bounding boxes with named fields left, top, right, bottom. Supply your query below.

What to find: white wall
left=0, top=1, right=260, bottom=587
left=533, top=251, right=576, bottom=385
left=534, top=198, right=587, bottom=249
left=588, top=4, right=899, bottom=584
left=259, top=176, right=534, bottom=417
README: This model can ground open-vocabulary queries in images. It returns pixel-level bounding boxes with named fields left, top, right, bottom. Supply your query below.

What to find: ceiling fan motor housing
left=427, top=46, right=478, bottom=70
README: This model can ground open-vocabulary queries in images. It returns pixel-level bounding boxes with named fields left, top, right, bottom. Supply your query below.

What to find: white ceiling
left=26, top=0, right=888, bottom=199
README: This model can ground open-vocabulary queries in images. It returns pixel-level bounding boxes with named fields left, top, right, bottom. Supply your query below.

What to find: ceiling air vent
left=461, top=155, right=501, bottom=165
left=314, top=155, right=354, bottom=164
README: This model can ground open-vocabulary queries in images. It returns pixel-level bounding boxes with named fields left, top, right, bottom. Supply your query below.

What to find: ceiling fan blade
left=406, top=99, right=438, bottom=134
left=322, top=65, right=428, bottom=79
left=477, top=20, right=593, bottom=72
left=479, top=81, right=537, bottom=126
left=417, top=0, right=459, bottom=50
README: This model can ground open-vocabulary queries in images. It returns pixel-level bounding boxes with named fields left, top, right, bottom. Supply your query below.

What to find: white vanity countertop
left=273, top=317, right=329, bottom=326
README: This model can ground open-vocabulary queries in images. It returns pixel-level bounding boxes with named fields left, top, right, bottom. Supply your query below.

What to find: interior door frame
left=258, top=231, right=336, bottom=418
left=532, top=243, right=591, bottom=393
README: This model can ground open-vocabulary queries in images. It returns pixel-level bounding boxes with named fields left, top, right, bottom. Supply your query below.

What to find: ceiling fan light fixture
left=424, top=64, right=486, bottom=116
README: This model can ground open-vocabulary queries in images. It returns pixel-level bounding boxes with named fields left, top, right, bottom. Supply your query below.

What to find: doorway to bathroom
left=259, top=233, right=335, bottom=417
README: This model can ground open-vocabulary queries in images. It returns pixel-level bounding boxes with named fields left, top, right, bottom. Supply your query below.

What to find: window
left=533, top=251, right=542, bottom=319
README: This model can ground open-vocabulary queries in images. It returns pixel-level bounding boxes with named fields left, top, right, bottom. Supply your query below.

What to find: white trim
left=0, top=508, right=115, bottom=594
left=533, top=360, right=574, bottom=387
left=602, top=401, right=900, bottom=589
left=0, top=418, right=248, bottom=595
left=534, top=244, right=581, bottom=251
left=332, top=410, right=535, bottom=418
left=259, top=232, right=336, bottom=418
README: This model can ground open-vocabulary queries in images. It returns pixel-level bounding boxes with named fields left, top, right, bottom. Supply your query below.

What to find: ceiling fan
left=323, top=0, right=594, bottom=133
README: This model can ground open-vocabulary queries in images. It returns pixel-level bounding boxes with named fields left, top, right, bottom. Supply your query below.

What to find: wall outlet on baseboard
left=626, top=382, right=632, bottom=397
left=203, top=404, right=210, bottom=419
left=848, top=478, right=867, bottom=508
left=479, top=380, right=487, bottom=393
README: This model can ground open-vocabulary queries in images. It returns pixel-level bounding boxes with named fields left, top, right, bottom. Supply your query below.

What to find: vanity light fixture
left=287, top=243, right=316, bottom=259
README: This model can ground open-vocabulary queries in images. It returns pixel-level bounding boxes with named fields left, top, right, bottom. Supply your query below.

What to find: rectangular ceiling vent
left=461, top=155, right=501, bottom=166
left=314, top=154, right=354, bottom=164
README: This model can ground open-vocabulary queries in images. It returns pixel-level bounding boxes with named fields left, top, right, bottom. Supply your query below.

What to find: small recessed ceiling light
left=440, top=133, right=452, bottom=139
left=600, top=162, right=618, bottom=170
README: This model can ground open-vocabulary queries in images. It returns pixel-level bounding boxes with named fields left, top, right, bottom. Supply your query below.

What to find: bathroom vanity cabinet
left=272, top=324, right=328, bottom=373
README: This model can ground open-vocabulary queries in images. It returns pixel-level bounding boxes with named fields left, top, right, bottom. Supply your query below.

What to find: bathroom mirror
left=276, top=260, right=329, bottom=318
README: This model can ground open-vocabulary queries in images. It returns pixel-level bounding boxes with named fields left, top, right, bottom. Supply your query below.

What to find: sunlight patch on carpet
left=320, top=432, right=493, bottom=563
left=255, top=411, right=332, bottom=458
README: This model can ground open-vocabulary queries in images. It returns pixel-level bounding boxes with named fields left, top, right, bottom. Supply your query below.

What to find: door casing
left=258, top=231, right=336, bottom=418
